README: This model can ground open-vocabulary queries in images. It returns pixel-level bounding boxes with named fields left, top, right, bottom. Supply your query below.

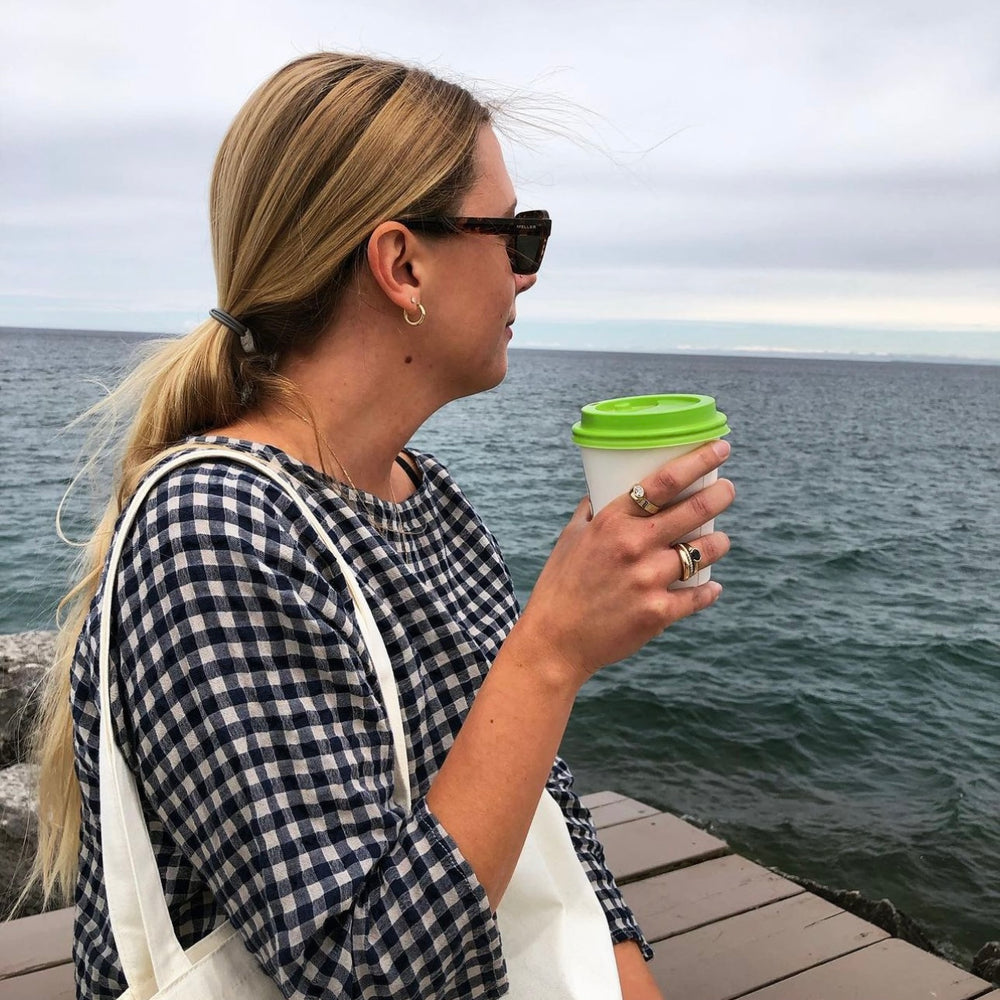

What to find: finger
left=665, top=530, right=730, bottom=581
left=617, top=440, right=731, bottom=518
left=636, top=477, right=735, bottom=544
left=691, top=580, right=724, bottom=612
left=663, top=579, right=724, bottom=624
left=569, top=496, right=593, bottom=523
left=556, top=497, right=598, bottom=543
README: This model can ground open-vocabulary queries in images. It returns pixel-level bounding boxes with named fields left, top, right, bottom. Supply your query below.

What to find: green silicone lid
left=571, top=394, right=730, bottom=449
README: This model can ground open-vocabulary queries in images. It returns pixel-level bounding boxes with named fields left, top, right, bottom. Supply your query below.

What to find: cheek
left=448, top=247, right=514, bottom=323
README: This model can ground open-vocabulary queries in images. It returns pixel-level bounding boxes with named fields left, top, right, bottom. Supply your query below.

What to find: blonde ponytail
left=30, top=317, right=246, bottom=902
left=28, top=50, right=490, bottom=905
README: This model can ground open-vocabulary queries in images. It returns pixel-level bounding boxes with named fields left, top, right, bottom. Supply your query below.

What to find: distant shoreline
left=511, top=344, right=1000, bottom=367
left=2, top=325, right=998, bottom=368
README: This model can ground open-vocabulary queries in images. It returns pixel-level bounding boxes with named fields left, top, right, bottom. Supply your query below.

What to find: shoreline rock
left=1, top=762, right=43, bottom=918
left=0, top=630, right=56, bottom=769
left=973, top=941, right=1000, bottom=986
left=771, top=867, right=941, bottom=954
left=1, top=630, right=55, bottom=918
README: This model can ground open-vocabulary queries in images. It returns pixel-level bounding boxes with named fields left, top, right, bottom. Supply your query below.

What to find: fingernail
left=710, top=582, right=723, bottom=599
left=713, top=440, right=731, bottom=459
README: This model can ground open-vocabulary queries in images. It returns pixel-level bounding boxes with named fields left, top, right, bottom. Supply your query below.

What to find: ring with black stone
left=672, top=541, right=702, bottom=581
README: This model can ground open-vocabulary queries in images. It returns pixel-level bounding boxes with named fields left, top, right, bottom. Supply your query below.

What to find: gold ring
left=629, top=484, right=661, bottom=515
left=673, top=541, right=703, bottom=581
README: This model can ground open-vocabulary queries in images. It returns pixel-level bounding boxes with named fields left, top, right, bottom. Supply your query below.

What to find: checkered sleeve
left=546, top=757, right=654, bottom=961
left=112, top=465, right=507, bottom=999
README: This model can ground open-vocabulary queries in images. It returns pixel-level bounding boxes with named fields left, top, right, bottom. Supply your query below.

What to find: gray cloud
left=541, top=168, right=1000, bottom=270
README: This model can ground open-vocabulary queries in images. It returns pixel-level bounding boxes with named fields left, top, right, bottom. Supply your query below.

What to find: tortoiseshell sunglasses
left=399, top=209, right=551, bottom=275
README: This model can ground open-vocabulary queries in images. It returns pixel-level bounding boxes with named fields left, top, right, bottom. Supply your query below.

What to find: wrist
left=501, top=616, right=588, bottom=701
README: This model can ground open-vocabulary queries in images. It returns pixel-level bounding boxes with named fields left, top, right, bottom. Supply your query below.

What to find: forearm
left=615, top=939, right=664, bottom=999
left=426, top=621, right=580, bottom=910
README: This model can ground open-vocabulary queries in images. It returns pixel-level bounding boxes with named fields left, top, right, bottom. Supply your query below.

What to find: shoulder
left=107, top=444, right=360, bottom=657
left=144, top=441, right=328, bottom=519
left=140, top=442, right=309, bottom=505
left=119, top=442, right=342, bottom=578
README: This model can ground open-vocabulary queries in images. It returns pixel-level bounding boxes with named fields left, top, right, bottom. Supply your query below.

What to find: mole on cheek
left=404, top=355, right=413, bottom=364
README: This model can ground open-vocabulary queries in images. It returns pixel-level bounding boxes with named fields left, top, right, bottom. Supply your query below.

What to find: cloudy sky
left=3, top=0, right=998, bottom=360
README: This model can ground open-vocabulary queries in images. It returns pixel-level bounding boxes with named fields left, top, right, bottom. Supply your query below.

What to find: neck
left=219, top=313, right=440, bottom=502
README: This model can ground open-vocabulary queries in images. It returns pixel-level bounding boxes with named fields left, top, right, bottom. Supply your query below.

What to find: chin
left=487, top=346, right=510, bottom=388
left=454, top=352, right=509, bottom=401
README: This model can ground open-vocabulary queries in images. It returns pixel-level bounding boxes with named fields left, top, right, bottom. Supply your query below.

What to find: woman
left=32, top=53, right=734, bottom=999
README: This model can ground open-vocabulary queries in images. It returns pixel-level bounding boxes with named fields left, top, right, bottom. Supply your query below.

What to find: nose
left=515, top=271, right=537, bottom=294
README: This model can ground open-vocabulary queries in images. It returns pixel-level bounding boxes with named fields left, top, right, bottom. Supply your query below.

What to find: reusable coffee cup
left=571, top=394, right=731, bottom=588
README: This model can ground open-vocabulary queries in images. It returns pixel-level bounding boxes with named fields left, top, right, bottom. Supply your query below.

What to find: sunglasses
left=399, top=209, right=551, bottom=275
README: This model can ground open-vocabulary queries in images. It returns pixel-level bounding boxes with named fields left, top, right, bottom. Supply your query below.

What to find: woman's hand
left=515, top=439, right=734, bottom=690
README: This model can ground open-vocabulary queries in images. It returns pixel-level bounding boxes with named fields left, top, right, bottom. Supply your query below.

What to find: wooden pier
left=584, top=790, right=997, bottom=1000
left=1, top=790, right=996, bottom=999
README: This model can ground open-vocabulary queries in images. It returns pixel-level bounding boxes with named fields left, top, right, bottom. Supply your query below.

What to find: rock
left=973, top=941, right=1000, bottom=985
left=0, top=761, right=44, bottom=918
left=0, top=631, right=57, bottom=672
left=769, top=868, right=942, bottom=955
left=0, top=632, right=56, bottom=918
left=0, top=761, right=38, bottom=842
left=0, top=630, right=56, bottom=769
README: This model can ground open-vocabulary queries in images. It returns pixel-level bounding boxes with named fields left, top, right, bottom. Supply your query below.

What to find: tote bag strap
left=98, top=446, right=411, bottom=992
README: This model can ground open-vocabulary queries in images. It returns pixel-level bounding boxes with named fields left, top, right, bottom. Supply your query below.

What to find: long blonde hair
left=30, top=52, right=490, bottom=905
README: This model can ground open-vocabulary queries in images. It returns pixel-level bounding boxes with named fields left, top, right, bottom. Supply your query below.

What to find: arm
left=547, top=759, right=661, bottom=994
left=615, top=940, right=665, bottom=1000
left=118, top=440, right=731, bottom=995
left=427, top=440, right=734, bottom=909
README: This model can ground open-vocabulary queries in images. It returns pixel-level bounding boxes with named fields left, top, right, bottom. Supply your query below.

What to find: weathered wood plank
left=646, top=892, right=888, bottom=1000
left=602, top=812, right=728, bottom=884
left=579, top=789, right=626, bottom=810
left=589, top=796, right=661, bottom=830
left=3, top=790, right=981, bottom=1000
left=0, top=908, right=73, bottom=980
left=0, top=963, right=74, bottom=1000
left=623, top=854, right=804, bottom=941
left=736, top=938, right=994, bottom=1000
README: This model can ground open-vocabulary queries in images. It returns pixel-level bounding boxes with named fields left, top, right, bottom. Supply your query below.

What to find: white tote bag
left=98, top=447, right=620, bottom=999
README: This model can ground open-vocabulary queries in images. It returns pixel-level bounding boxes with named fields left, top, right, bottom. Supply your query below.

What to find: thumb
left=552, top=496, right=594, bottom=550
left=571, top=495, right=594, bottom=524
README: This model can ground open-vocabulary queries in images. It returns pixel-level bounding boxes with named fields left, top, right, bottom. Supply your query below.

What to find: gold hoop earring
left=403, top=299, right=426, bottom=326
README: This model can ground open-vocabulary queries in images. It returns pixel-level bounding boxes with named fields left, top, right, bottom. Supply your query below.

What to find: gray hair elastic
left=209, top=308, right=256, bottom=354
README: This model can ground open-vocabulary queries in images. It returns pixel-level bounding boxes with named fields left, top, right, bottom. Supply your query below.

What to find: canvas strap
left=99, top=447, right=411, bottom=992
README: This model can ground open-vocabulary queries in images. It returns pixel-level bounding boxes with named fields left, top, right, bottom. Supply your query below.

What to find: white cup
left=572, top=394, right=730, bottom=589
left=578, top=442, right=719, bottom=587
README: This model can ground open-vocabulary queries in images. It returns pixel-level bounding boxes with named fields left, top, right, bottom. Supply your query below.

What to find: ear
left=365, top=221, right=426, bottom=312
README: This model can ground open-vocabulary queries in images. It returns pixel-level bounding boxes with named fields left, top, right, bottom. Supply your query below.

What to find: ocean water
left=1, top=327, right=998, bottom=963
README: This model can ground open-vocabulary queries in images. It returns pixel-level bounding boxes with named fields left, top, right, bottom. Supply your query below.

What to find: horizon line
left=2, top=323, right=997, bottom=367
left=510, top=344, right=1000, bottom=367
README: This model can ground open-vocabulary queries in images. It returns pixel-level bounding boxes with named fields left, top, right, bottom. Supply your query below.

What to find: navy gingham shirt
left=71, top=438, right=650, bottom=999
